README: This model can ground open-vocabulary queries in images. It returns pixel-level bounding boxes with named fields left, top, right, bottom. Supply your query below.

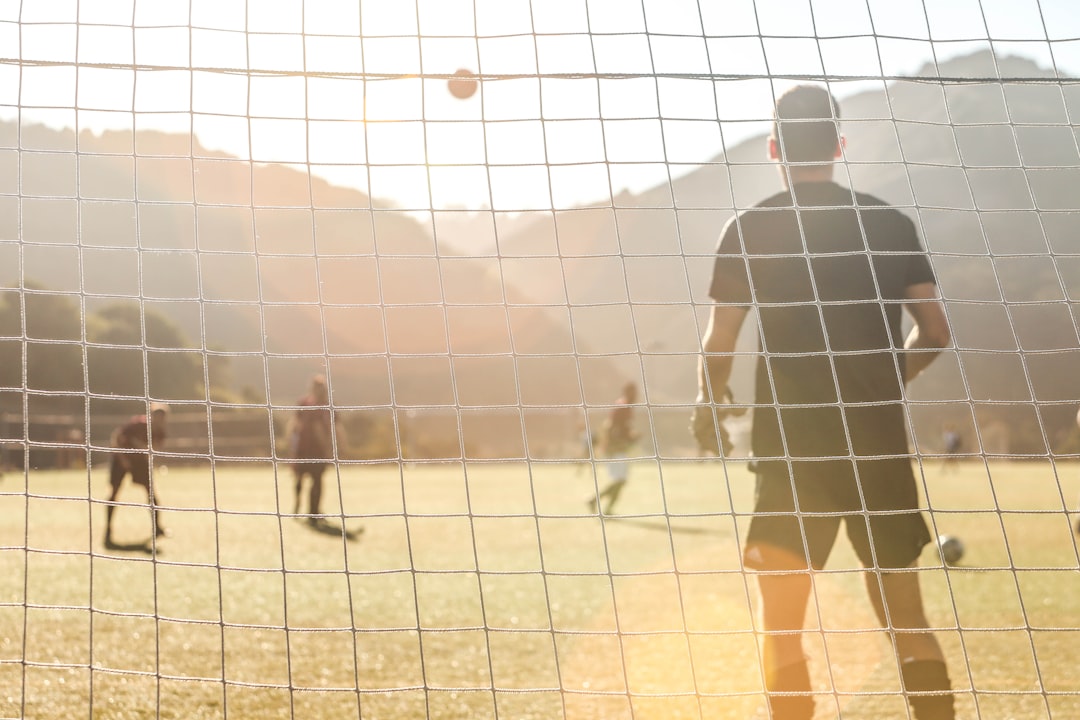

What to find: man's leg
left=600, top=457, right=629, bottom=514
left=132, top=461, right=166, bottom=539
left=865, top=567, right=954, bottom=720
left=744, top=464, right=840, bottom=720
left=293, top=467, right=306, bottom=515
left=597, top=479, right=626, bottom=514
left=148, top=484, right=167, bottom=538
left=308, top=464, right=325, bottom=520
left=104, top=458, right=126, bottom=545
left=755, top=547, right=816, bottom=720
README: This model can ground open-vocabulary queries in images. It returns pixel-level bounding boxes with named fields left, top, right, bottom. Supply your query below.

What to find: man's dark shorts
left=744, top=458, right=932, bottom=571
left=110, top=452, right=151, bottom=488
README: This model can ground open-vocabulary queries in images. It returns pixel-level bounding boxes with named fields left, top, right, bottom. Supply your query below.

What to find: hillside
left=490, top=50, right=1080, bottom=453
left=0, top=123, right=622, bottom=456
left=2, top=49, right=1078, bottom=456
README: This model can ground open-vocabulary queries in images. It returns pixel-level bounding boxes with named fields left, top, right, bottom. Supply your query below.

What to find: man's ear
left=768, top=137, right=779, bottom=160
left=834, top=135, right=846, bottom=159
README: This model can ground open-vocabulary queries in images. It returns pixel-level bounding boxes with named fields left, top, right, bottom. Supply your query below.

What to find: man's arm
left=902, top=281, right=951, bottom=383
left=698, top=304, right=750, bottom=402
left=692, top=304, right=750, bottom=455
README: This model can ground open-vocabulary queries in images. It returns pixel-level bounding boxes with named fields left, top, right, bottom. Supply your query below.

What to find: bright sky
left=2, top=0, right=1079, bottom=211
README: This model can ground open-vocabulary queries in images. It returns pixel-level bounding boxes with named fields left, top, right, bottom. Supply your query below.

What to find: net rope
left=2, top=1, right=1080, bottom=719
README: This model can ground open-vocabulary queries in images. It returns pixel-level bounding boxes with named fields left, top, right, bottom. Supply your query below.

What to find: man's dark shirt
left=114, top=415, right=165, bottom=452
left=709, top=181, right=935, bottom=462
left=294, top=395, right=333, bottom=461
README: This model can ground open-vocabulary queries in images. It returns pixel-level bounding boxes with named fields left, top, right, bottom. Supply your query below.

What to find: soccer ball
left=447, top=69, right=478, bottom=99
left=938, top=534, right=964, bottom=566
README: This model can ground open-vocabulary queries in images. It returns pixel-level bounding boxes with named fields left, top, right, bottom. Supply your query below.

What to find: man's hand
left=691, top=404, right=721, bottom=455
left=690, top=387, right=744, bottom=456
left=691, top=403, right=735, bottom=456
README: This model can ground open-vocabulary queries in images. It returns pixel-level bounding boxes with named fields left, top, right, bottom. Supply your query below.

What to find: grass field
left=1, top=458, right=1078, bottom=719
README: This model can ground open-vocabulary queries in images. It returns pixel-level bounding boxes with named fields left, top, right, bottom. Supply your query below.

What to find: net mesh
left=1, top=1, right=1079, bottom=718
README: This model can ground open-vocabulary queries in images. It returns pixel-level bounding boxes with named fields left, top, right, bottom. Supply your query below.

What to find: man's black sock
left=901, top=659, right=955, bottom=720
left=766, top=658, right=814, bottom=720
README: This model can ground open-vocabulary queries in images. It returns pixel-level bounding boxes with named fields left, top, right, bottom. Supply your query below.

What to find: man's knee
left=758, top=576, right=813, bottom=634
left=753, top=547, right=814, bottom=635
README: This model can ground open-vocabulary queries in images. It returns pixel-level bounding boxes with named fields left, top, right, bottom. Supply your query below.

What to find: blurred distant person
left=587, top=382, right=641, bottom=515
left=104, top=403, right=169, bottom=547
left=695, top=85, right=954, bottom=719
left=290, top=375, right=339, bottom=524
left=942, top=425, right=963, bottom=472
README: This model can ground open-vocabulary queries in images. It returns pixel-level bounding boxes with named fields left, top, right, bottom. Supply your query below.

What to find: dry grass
left=0, top=458, right=1078, bottom=719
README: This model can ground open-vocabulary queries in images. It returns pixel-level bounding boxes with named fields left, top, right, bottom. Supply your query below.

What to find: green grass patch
left=0, top=459, right=1078, bottom=718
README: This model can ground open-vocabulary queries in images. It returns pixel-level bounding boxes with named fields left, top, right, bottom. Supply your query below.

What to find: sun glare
left=2, top=0, right=1078, bottom=210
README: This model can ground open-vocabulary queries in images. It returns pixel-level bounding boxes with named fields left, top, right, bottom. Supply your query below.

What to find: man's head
left=149, top=402, right=169, bottom=424
left=769, top=84, right=842, bottom=165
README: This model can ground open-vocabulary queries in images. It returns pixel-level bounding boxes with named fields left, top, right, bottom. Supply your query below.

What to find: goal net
left=1, top=0, right=1079, bottom=718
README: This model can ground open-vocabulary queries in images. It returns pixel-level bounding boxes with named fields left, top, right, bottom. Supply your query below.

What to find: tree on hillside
left=87, top=302, right=206, bottom=401
left=0, top=286, right=85, bottom=395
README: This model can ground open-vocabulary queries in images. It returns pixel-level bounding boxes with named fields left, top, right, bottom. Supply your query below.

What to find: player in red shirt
left=104, top=403, right=169, bottom=547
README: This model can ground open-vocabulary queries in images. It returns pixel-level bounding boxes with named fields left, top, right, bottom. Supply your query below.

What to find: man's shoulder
left=721, top=190, right=795, bottom=233
left=803, top=184, right=917, bottom=236
left=850, top=189, right=905, bottom=214
left=850, top=191, right=918, bottom=238
left=756, top=189, right=796, bottom=208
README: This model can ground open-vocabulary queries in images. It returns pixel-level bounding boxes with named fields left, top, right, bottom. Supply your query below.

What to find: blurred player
left=695, top=85, right=955, bottom=719
left=104, top=403, right=169, bottom=547
left=942, top=424, right=963, bottom=472
left=290, top=375, right=338, bottom=524
left=587, top=382, right=640, bottom=515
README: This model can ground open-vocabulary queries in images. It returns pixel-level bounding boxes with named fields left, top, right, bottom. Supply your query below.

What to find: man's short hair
left=771, top=84, right=841, bottom=163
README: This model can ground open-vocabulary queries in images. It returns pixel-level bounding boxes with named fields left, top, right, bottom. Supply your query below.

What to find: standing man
left=104, top=403, right=169, bottom=547
left=588, top=382, right=641, bottom=515
left=694, top=85, right=954, bottom=719
left=290, top=375, right=337, bottom=524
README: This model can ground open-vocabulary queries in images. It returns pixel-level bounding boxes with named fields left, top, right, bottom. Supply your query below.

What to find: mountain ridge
left=2, top=49, right=1078, bottom=455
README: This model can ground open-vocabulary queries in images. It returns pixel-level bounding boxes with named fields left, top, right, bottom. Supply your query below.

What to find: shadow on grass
left=301, top=518, right=365, bottom=542
left=603, top=517, right=715, bottom=535
left=103, top=538, right=155, bottom=555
